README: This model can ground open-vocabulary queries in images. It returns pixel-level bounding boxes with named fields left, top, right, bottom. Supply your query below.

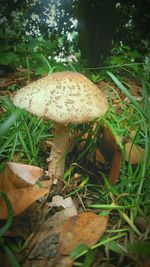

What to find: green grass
left=0, top=97, right=53, bottom=169
left=64, top=72, right=150, bottom=265
left=0, top=71, right=149, bottom=266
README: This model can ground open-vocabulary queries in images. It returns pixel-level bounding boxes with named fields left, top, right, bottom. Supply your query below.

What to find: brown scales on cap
left=12, top=71, right=108, bottom=190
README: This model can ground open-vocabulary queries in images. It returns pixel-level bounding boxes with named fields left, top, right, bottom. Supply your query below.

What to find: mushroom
left=12, top=71, right=108, bottom=188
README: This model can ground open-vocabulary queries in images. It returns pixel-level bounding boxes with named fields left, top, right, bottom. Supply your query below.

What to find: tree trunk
left=76, top=0, right=117, bottom=67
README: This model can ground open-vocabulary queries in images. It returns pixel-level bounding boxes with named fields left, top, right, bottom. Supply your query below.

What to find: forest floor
left=0, top=68, right=150, bottom=267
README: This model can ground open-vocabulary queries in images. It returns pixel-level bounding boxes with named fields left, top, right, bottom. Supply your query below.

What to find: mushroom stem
left=48, top=124, right=70, bottom=185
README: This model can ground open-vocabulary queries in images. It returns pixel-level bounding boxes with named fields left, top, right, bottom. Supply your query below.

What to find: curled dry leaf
left=80, top=125, right=122, bottom=184
left=125, top=142, right=144, bottom=164
left=59, top=212, right=108, bottom=255
left=22, top=203, right=77, bottom=267
left=100, top=125, right=121, bottom=160
left=26, top=256, right=73, bottom=267
left=108, top=150, right=122, bottom=184
left=8, top=162, right=44, bottom=185
left=99, top=125, right=122, bottom=184
left=0, top=162, right=44, bottom=192
left=0, top=181, right=50, bottom=220
left=95, top=149, right=105, bottom=164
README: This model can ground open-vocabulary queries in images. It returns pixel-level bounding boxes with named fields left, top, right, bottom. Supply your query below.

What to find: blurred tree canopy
left=0, top=0, right=150, bottom=67
left=76, top=0, right=150, bottom=66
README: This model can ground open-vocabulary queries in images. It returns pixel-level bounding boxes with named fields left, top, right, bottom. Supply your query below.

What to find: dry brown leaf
left=87, top=147, right=105, bottom=164
left=95, top=149, right=105, bottom=164
left=144, top=257, right=150, bottom=267
left=100, top=125, right=120, bottom=158
left=52, top=256, right=73, bottom=267
left=59, top=212, right=108, bottom=255
left=21, top=205, right=77, bottom=267
left=80, top=126, right=122, bottom=184
left=8, top=162, right=44, bottom=185
left=108, top=150, right=122, bottom=184
left=0, top=79, right=17, bottom=88
left=0, top=181, right=50, bottom=219
left=0, top=162, right=44, bottom=192
left=22, top=256, right=73, bottom=267
left=99, top=126, right=122, bottom=184
left=125, top=142, right=144, bottom=164
left=0, top=90, right=11, bottom=96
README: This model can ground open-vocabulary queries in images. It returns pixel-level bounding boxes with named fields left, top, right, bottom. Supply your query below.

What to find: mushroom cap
left=12, top=71, right=108, bottom=124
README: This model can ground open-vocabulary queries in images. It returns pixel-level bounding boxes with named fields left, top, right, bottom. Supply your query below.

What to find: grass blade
left=107, top=71, right=147, bottom=119
left=0, top=192, right=13, bottom=236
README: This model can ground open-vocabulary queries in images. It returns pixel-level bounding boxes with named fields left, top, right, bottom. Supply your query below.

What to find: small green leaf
left=82, top=248, right=94, bottom=267
left=99, top=210, right=110, bottom=216
left=71, top=243, right=90, bottom=260
left=35, top=66, right=49, bottom=76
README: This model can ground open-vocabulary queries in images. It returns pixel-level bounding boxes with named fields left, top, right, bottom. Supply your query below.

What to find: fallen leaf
left=135, top=216, right=149, bottom=232
left=99, top=125, right=122, bottom=184
left=0, top=162, right=44, bottom=192
left=0, top=78, right=17, bottom=88
left=23, top=256, right=73, bottom=267
left=22, top=204, right=77, bottom=267
left=52, top=256, right=73, bottom=267
left=144, top=257, right=150, bottom=267
left=108, top=150, right=122, bottom=184
left=95, top=149, right=105, bottom=164
left=98, top=81, right=110, bottom=92
left=48, top=195, right=77, bottom=211
left=0, top=90, right=11, bottom=96
left=124, top=79, right=142, bottom=97
left=8, top=162, right=44, bottom=185
left=59, top=212, right=108, bottom=255
left=79, top=125, right=122, bottom=184
left=0, top=181, right=50, bottom=219
left=100, top=125, right=121, bottom=160
left=125, top=142, right=144, bottom=164
left=78, top=132, right=106, bottom=165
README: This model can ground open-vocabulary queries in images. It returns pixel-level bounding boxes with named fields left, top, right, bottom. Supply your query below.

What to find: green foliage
left=90, top=73, right=102, bottom=84
left=0, top=35, right=82, bottom=76
left=71, top=244, right=94, bottom=267
left=0, top=1, right=79, bottom=75
left=71, top=243, right=91, bottom=260
left=0, top=36, right=54, bottom=69
left=104, top=44, right=143, bottom=77
left=109, top=45, right=140, bottom=65
left=0, top=97, right=52, bottom=168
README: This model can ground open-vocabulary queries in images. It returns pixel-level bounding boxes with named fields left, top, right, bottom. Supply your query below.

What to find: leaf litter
left=0, top=161, right=108, bottom=266
left=0, top=75, right=147, bottom=267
